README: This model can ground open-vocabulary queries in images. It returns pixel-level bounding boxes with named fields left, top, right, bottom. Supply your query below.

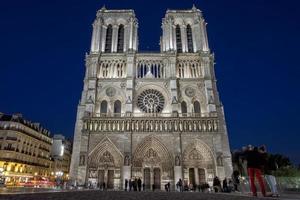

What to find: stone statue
left=124, top=155, right=130, bottom=166
left=175, top=155, right=181, bottom=166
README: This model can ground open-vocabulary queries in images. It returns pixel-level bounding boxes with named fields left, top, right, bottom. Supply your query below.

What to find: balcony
left=83, top=113, right=219, bottom=133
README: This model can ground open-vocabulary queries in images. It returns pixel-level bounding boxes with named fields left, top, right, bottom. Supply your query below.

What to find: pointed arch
left=193, top=101, right=201, bottom=114
left=114, top=100, right=121, bottom=114
left=117, top=24, right=124, bottom=52
left=175, top=24, right=182, bottom=53
left=183, top=139, right=216, bottom=169
left=186, top=24, right=193, bottom=53
left=100, top=100, right=108, bottom=114
left=181, top=101, right=187, bottom=115
left=88, top=137, right=123, bottom=168
left=132, top=135, right=173, bottom=170
left=105, top=24, right=113, bottom=53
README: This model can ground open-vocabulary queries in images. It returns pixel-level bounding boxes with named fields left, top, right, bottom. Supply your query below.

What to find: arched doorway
left=132, top=136, right=173, bottom=190
left=88, top=137, right=123, bottom=189
left=183, top=140, right=216, bottom=186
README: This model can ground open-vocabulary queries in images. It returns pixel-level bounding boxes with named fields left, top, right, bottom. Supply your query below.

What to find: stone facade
left=70, top=6, right=232, bottom=190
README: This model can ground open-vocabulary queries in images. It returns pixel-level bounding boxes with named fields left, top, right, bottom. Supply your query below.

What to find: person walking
left=259, top=145, right=279, bottom=197
left=223, top=178, right=228, bottom=192
left=213, top=176, right=221, bottom=192
left=245, top=146, right=266, bottom=197
left=178, top=179, right=183, bottom=192
left=125, top=179, right=128, bottom=191
left=137, top=178, right=142, bottom=191
left=129, top=179, right=132, bottom=191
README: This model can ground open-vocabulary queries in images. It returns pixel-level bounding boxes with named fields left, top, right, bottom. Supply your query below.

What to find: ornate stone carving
left=175, top=155, right=181, bottom=166
left=106, top=87, right=116, bottom=97
left=137, top=89, right=165, bottom=113
left=185, top=87, right=196, bottom=97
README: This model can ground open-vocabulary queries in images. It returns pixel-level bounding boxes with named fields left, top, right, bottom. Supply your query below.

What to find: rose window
left=137, top=89, right=165, bottom=113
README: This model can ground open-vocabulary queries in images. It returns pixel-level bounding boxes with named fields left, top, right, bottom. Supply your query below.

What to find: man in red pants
left=245, top=146, right=266, bottom=197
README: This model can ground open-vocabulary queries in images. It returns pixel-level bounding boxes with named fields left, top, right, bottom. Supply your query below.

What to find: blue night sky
left=1, top=1, right=299, bottom=164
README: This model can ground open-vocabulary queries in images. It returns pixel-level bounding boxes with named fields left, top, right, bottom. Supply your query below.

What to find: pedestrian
left=222, top=178, right=228, bottom=192
left=137, top=178, right=142, bottom=191
left=232, top=170, right=240, bottom=192
left=178, top=179, right=183, bottom=192
left=167, top=182, right=170, bottom=192
left=245, top=146, right=266, bottom=197
left=213, top=176, right=221, bottom=192
left=259, top=145, right=279, bottom=197
left=125, top=179, right=128, bottom=191
left=129, top=179, right=132, bottom=191
left=134, top=178, right=138, bottom=191
left=102, top=182, right=106, bottom=191
left=142, top=183, right=145, bottom=191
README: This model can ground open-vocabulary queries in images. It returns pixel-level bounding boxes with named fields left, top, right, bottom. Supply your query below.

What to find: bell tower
left=90, top=6, right=138, bottom=53
left=161, top=5, right=209, bottom=53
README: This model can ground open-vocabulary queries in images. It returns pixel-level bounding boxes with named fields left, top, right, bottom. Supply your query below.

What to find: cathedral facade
left=70, top=6, right=232, bottom=190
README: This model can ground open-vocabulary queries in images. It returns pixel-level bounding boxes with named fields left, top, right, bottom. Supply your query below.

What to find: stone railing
left=82, top=114, right=219, bottom=133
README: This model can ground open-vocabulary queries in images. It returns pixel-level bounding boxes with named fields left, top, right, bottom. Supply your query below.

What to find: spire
left=100, top=5, right=106, bottom=11
left=192, top=4, right=197, bottom=11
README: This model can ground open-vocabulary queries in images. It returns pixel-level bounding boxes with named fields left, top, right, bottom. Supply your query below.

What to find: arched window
left=187, top=24, right=193, bottom=53
left=105, top=25, right=113, bottom=53
left=114, top=100, right=121, bottom=114
left=100, top=100, right=108, bottom=114
left=117, top=24, right=124, bottom=52
left=181, top=101, right=187, bottom=115
left=175, top=25, right=182, bottom=53
left=193, top=101, right=201, bottom=114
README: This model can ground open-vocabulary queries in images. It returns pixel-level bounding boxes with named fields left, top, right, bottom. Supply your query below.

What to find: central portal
left=143, top=167, right=161, bottom=190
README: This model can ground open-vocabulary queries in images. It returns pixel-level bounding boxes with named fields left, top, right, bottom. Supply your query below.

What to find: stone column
left=174, top=166, right=182, bottom=187
left=101, top=26, right=107, bottom=52
left=122, top=165, right=131, bottom=190
left=112, top=25, right=118, bottom=52
left=181, top=25, right=187, bottom=52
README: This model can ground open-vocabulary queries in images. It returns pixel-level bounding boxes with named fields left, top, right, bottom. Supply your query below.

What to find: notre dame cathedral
left=70, top=5, right=232, bottom=190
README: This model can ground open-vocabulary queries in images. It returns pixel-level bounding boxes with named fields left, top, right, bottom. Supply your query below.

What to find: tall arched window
left=193, top=101, right=201, bottom=114
left=105, top=25, right=113, bottom=53
left=100, top=100, right=108, bottom=114
left=175, top=25, right=182, bottom=53
left=114, top=100, right=121, bottom=114
left=117, top=24, right=124, bottom=53
left=187, top=24, right=193, bottom=53
left=181, top=101, right=187, bottom=115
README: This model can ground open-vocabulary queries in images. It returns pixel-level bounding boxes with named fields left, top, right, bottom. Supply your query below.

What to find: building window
left=193, top=101, right=201, bottom=113
left=114, top=100, right=121, bottom=114
left=105, top=24, right=113, bottom=53
left=117, top=24, right=124, bottom=52
left=181, top=101, right=187, bottom=115
left=100, top=100, right=108, bottom=114
left=176, top=25, right=182, bottom=53
left=187, top=24, right=193, bottom=53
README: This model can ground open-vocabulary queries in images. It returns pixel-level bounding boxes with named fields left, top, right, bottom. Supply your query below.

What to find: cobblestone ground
left=0, top=190, right=284, bottom=200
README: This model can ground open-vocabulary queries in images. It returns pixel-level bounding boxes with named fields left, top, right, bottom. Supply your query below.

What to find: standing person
left=137, top=178, right=142, bottom=191
left=245, top=146, right=266, bottom=197
left=129, top=179, right=132, bottom=191
left=232, top=170, right=240, bottom=192
left=134, top=178, right=138, bottom=191
left=142, top=182, right=145, bottom=191
left=259, top=145, right=279, bottom=197
left=213, top=176, right=221, bottom=192
left=223, top=178, right=228, bottom=192
left=167, top=182, right=170, bottom=192
left=125, top=179, right=128, bottom=191
left=178, top=179, right=183, bottom=192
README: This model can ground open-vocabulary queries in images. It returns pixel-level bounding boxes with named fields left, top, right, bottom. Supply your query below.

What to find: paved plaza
left=1, top=189, right=299, bottom=200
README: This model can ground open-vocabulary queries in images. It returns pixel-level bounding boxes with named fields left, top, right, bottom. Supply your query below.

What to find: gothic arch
left=88, top=137, right=123, bottom=168
left=183, top=139, right=216, bottom=169
left=132, top=135, right=173, bottom=173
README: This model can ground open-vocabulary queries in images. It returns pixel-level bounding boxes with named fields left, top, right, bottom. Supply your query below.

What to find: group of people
left=124, top=178, right=143, bottom=191
left=176, top=178, right=211, bottom=192
left=233, top=145, right=279, bottom=197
